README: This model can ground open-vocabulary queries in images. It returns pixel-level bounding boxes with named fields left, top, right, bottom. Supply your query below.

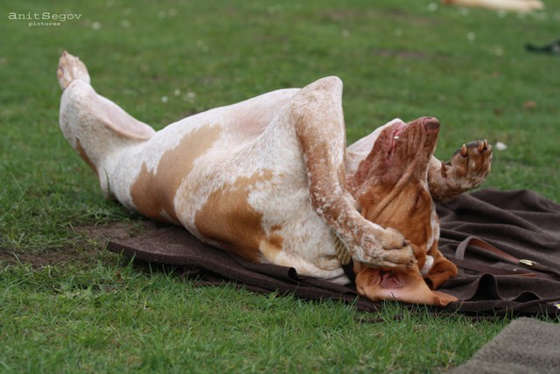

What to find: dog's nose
left=423, top=117, right=440, bottom=132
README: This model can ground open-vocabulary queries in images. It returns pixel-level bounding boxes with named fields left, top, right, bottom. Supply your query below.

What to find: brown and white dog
left=442, top=0, right=543, bottom=12
left=57, top=52, right=492, bottom=305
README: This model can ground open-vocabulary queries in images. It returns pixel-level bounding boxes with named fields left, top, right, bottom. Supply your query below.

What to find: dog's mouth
left=365, top=116, right=440, bottom=189
left=386, top=117, right=439, bottom=158
left=369, top=269, right=404, bottom=288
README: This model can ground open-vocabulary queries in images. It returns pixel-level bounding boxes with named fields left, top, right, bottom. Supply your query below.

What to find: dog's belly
left=106, top=88, right=345, bottom=281
left=177, top=157, right=344, bottom=278
left=171, top=117, right=344, bottom=280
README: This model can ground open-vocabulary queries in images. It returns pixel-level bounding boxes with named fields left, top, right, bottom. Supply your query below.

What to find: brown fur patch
left=360, top=183, right=433, bottom=269
left=268, top=234, right=283, bottom=249
left=194, top=171, right=275, bottom=262
left=76, top=138, right=98, bottom=176
left=130, top=125, right=222, bottom=223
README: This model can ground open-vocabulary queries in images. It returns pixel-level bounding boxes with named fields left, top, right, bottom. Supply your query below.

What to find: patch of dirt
left=0, top=246, right=101, bottom=268
left=74, top=220, right=158, bottom=244
left=0, top=220, right=166, bottom=269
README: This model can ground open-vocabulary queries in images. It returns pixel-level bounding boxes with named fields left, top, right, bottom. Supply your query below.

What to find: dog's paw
left=444, top=140, right=492, bottom=190
left=356, top=227, right=416, bottom=270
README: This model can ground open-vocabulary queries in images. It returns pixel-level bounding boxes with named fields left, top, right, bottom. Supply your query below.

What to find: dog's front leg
left=290, top=77, right=415, bottom=270
left=428, top=140, right=493, bottom=201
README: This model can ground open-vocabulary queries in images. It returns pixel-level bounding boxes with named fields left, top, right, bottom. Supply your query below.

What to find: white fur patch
left=421, top=255, right=434, bottom=275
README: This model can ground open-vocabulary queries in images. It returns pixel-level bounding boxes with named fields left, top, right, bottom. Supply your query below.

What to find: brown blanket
left=108, top=189, right=560, bottom=316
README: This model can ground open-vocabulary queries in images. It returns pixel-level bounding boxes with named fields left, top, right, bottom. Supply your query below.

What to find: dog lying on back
left=57, top=51, right=492, bottom=305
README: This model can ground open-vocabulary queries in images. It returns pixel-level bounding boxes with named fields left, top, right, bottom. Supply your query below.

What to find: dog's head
left=350, top=117, right=457, bottom=306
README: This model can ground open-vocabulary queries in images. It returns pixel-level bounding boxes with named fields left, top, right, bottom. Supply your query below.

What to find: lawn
left=1, top=0, right=559, bottom=372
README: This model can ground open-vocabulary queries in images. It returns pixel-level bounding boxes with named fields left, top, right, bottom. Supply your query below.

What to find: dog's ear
left=97, top=96, right=155, bottom=140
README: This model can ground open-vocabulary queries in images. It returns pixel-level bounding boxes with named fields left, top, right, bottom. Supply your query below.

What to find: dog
left=57, top=51, right=492, bottom=305
left=442, top=0, right=544, bottom=12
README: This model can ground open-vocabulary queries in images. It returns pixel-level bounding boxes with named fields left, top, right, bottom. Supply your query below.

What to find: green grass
left=1, top=262, right=508, bottom=373
left=1, top=0, right=559, bottom=372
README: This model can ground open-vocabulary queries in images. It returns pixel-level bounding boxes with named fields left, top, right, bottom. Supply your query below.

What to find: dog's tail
left=57, top=51, right=91, bottom=90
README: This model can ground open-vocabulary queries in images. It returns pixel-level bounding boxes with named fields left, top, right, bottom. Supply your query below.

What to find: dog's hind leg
left=288, top=77, right=415, bottom=270
left=57, top=51, right=154, bottom=141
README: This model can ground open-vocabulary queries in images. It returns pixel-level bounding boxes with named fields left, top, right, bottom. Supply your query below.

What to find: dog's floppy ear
left=97, top=96, right=155, bottom=140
